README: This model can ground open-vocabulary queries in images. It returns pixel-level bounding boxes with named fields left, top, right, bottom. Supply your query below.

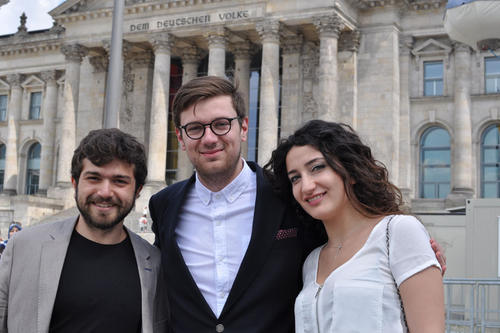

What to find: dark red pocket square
left=275, top=227, right=298, bottom=240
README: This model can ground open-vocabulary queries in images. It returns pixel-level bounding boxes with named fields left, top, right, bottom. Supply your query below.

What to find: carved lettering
left=130, top=23, right=149, bottom=32
left=218, top=10, right=249, bottom=21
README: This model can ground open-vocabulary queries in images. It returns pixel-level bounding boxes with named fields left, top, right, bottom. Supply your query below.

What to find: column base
left=445, top=188, right=474, bottom=209
left=1, top=189, right=17, bottom=196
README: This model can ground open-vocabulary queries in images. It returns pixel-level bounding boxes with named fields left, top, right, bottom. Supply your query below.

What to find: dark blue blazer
left=149, top=161, right=321, bottom=333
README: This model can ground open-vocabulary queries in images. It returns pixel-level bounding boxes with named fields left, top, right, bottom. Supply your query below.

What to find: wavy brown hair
left=264, top=120, right=404, bottom=220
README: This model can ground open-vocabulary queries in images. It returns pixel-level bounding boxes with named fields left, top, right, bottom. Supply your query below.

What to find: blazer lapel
left=37, top=217, right=77, bottom=333
left=128, top=229, right=155, bottom=333
left=220, top=162, right=285, bottom=316
left=164, top=177, right=217, bottom=319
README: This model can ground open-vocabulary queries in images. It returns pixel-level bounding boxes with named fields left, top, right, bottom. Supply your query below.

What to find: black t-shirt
left=49, top=230, right=142, bottom=333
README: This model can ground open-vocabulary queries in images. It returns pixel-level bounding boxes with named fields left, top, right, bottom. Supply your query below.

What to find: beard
left=75, top=188, right=135, bottom=231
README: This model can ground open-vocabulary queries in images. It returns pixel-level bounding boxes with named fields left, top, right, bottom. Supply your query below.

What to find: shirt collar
left=195, top=159, right=253, bottom=206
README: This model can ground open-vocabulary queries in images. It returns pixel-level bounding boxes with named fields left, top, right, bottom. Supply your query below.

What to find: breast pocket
left=332, top=280, right=383, bottom=333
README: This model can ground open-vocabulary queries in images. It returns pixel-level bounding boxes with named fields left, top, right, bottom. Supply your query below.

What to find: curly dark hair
left=264, top=120, right=404, bottom=220
left=71, top=128, right=147, bottom=192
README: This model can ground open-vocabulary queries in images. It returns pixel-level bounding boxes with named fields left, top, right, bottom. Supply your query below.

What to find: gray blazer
left=0, top=217, right=165, bottom=333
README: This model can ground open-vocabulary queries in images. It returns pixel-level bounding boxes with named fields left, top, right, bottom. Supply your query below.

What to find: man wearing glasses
left=149, top=76, right=310, bottom=332
left=149, top=76, right=446, bottom=332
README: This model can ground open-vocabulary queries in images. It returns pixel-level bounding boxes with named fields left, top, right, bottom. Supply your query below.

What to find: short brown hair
left=172, top=76, right=246, bottom=127
left=71, top=128, right=147, bottom=191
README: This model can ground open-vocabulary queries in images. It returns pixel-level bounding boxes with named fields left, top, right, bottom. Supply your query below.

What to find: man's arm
left=0, top=239, right=14, bottom=332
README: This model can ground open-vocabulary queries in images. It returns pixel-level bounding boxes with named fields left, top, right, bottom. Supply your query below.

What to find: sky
left=0, top=0, right=65, bottom=36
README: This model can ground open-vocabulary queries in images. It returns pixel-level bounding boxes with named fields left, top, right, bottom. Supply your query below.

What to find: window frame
left=0, top=94, right=7, bottom=122
left=480, top=124, right=500, bottom=198
left=485, top=56, right=500, bottom=94
left=419, top=126, right=451, bottom=199
left=28, top=91, right=42, bottom=120
left=25, top=142, right=41, bottom=195
left=423, top=60, right=444, bottom=97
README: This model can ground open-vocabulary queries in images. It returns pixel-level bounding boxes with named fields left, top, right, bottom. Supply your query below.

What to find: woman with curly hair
left=265, top=120, right=444, bottom=332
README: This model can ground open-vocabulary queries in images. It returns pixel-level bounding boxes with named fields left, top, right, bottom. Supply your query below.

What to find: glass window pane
left=425, top=62, right=443, bottom=78
left=483, top=148, right=499, bottom=164
left=423, top=128, right=450, bottom=147
left=423, top=150, right=450, bottom=165
left=486, top=57, right=500, bottom=75
left=423, top=184, right=436, bottom=198
left=424, top=81, right=434, bottom=96
left=483, top=125, right=500, bottom=145
left=484, top=166, right=499, bottom=181
left=435, top=80, right=443, bottom=95
left=438, top=184, right=450, bottom=198
left=424, top=167, right=451, bottom=182
left=483, top=183, right=498, bottom=198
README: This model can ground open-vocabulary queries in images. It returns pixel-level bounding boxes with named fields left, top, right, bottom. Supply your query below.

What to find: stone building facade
left=0, top=0, right=499, bottom=235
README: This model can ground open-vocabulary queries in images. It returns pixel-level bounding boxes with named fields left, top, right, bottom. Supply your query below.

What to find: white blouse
left=294, top=215, right=440, bottom=333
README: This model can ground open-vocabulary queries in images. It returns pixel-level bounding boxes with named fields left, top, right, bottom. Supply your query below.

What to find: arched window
left=481, top=124, right=500, bottom=197
left=26, top=142, right=41, bottom=195
left=419, top=127, right=451, bottom=198
left=0, top=144, right=5, bottom=192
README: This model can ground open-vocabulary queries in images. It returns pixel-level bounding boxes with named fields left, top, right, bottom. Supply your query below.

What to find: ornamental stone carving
left=282, top=35, right=303, bottom=55
left=150, top=34, right=174, bottom=53
left=61, top=44, right=88, bottom=62
left=313, top=14, right=343, bottom=39
left=89, top=55, right=109, bottom=73
left=181, top=46, right=200, bottom=64
left=205, top=26, right=227, bottom=48
left=256, top=20, right=280, bottom=44
left=41, top=70, right=57, bottom=84
left=399, top=34, right=414, bottom=56
left=339, top=30, right=360, bottom=53
left=231, top=41, right=252, bottom=60
left=6, top=73, right=23, bottom=87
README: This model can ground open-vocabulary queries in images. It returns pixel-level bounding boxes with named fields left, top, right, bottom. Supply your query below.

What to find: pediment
left=412, top=38, right=451, bottom=56
left=21, top=75, right=44, bottom=88
left=0, top=78, right=9, bottom=91
left=50, top=0, right=114, bottom=17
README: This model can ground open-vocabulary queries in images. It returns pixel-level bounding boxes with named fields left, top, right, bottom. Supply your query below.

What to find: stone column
left=398, top=35, right=414, bottom=203
left=176, top=46, right=199, bottom=181
left=232, top=41, right=252, bottom=158
left=448, top=42, right=474, bottom=204
left=38, top=70, right=58, bottom=195
left=206, top=26, right=227, bottom=77
left=256, top=20, right=280, bottom=164
left=57, top=44, right=87, bottom=186
left=280, top=35, right=303, bottom=139
left=338, top=30, right=360, bottom=126
left=3, top=74, right=23, bottom=194
left=314, top=15, right=342, bottom=122
left=147, top=34, right=173, bottom=186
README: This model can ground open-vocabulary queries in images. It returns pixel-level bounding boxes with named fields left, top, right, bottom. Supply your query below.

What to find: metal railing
left=444, top=278, right=500, bottom=332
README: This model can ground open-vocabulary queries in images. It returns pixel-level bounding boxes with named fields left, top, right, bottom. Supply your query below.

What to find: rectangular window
left=424, top=61, right=443, bottom=96
left=29, top=91, right=42, bottom=119
left=0, top=95, right=7, bottom=121
left=485, top=57, right=500, bottom=94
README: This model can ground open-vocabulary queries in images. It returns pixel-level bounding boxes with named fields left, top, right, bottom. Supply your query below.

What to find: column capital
left=256, top=20, right=280, bottom=44
left=313, top=14, right=343, bottom=39
left=282, top=35, right=303, bottom=55
left=181, top=46, right=200, bottom=65
left=6, top=73, right=23, bottom=87
left=60, top=43, right=88, bottom=62
left=132, top=50, right=154, bottom=68
left=339, top=30, right=360, bottom=52
left=41, top=70, right=57, bottom=84
left=205, top=26, right=227, bottom=48
left=150, top=34, right=174, bottom=54
left=453, top=41, right=472, bottom=54
left=89, top=55, right=109, bottom=73
left=231, top=41, right=252, bottom=60
left=399, top=34, right=414, bottom=55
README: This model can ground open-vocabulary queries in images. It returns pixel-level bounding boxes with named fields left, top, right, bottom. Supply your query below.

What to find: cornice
left=353, top=0, right=445, bottom=10
left=0, top=41, right=61, bottom=57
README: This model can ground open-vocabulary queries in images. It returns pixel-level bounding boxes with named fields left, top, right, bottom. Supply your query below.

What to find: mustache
left=86, top=195, right=122, bottom=206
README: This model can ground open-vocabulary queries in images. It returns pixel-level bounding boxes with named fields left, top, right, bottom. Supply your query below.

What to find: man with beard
left=0, top=128, right=167, bottom=333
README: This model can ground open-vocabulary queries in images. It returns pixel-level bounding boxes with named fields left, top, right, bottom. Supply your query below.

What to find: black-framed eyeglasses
left=179, top=117, right=240, bottom=140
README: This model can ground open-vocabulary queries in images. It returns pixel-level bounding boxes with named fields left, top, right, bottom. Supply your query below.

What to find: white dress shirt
left=175, top=160, right=256, bottom=317
left=295, top=215, right=440, bottom=333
